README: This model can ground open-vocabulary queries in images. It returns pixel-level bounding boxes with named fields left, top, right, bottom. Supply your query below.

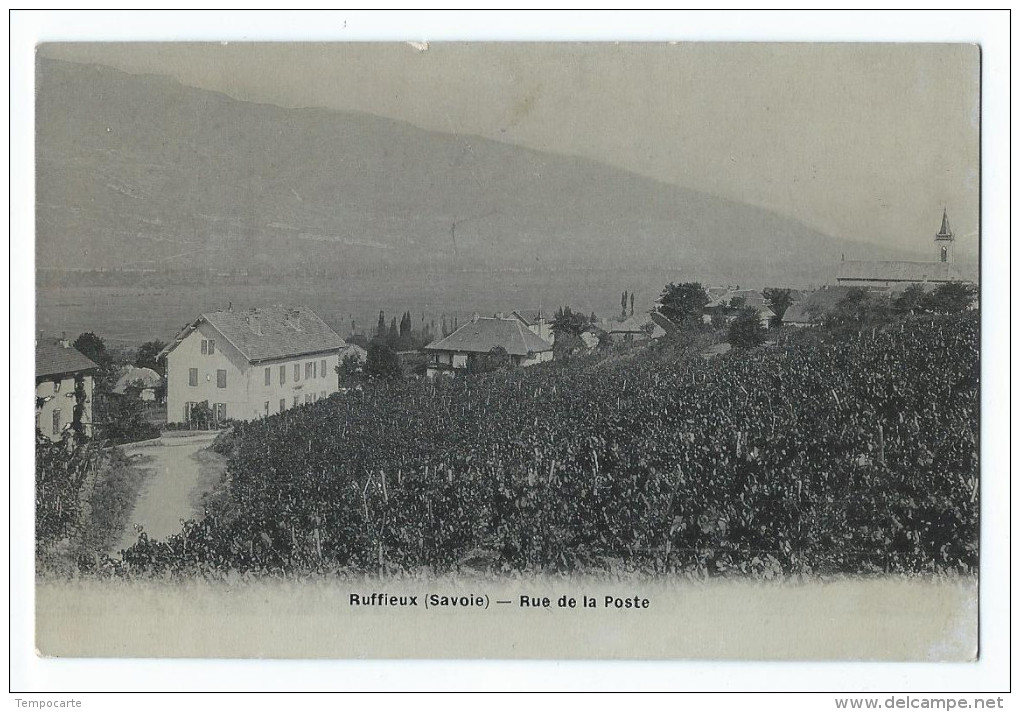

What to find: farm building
left=160, top=306, right=345, bottom=424
left=579, top=330, right=600, bottom=349
left=780, top=303, right=819, bottom=328
left=112, top=365, right=162, bottom=401
left=783, top=285, right=888, bottom=326
left=701, top=289, right=774, bottom=328
left=609, top=314, right=666, bottom=344
left=339, top=343, right=368, bottom=365
left=36, top=338, right=98, bottom=441
left=703, top=288, right=764, bottom=317
left=648, top=311, right=680, bottom=338
left=424, top=316, right=553, bottom=377
left=751, top=304, right=777, bottom=328
left=508, top=309, right=554, bottom=344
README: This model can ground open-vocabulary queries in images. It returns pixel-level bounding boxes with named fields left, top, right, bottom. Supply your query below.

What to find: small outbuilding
left=424, top=316, right=553, bottom=377
left=112, top=366, right=163, bottom=401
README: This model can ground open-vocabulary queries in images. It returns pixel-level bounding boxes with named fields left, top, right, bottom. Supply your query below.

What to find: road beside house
left=114, top=432, right=224, bottom=555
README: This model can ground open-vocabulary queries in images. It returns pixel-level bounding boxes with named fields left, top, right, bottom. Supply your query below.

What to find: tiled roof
left=510, top=309, right=546, bottom=325
left=706, top=289, right=766, bottom=309
left=425, top=317, right=552, bottom=356
left=610, top=314, right=666, bottom=338
left=112, top=366, right=162, bottom=394
left=609, top=315, right=645, bottom=333
left=162, top=306, right=345, bottom=363
left=781, top=286, right=874, bottom=323
left=649, top=311, right=679, bottom=335
left=36, top=340, right=98, bottom=379
left=340, top=343, right=368, bottom=362
left=836, top=260, right=974, bottom=284
left=782, top=303, right=817, bottom=324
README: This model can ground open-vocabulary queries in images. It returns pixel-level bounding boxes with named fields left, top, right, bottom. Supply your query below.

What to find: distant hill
left=36, top=57, right=917, bottom=286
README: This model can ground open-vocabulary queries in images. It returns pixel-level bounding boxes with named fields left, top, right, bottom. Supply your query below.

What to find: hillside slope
left=36, top=58, right=914, bottom=284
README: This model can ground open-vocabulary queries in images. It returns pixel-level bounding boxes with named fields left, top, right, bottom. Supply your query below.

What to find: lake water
left=36, top=269, right=684, bottom=347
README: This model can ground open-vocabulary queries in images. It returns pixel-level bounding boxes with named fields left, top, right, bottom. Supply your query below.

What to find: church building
left=836, top=209, right=976, bottom=288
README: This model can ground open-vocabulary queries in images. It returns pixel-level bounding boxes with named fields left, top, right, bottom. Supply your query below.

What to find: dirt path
left=115, top=433, right=225, bottom=554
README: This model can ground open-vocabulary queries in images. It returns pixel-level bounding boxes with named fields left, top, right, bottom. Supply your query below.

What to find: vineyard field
left=119, top=313, right=979, bottom=579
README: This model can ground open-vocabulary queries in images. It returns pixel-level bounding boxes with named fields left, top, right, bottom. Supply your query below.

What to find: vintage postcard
left=30, top=41, right=981, bottom=662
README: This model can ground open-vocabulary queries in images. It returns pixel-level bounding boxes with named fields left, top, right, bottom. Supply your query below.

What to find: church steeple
left=935, top=208, right=954, bottom=263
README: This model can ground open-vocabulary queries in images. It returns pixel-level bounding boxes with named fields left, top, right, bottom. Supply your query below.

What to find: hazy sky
left=39, top=42, right=980, bottom=258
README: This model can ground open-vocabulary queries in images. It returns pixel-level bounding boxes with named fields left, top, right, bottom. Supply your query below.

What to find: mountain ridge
left=36, top=57, right=919, bottom=287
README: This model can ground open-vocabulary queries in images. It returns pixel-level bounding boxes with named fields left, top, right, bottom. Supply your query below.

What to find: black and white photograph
left=11, top=9, right=1011, bottom=698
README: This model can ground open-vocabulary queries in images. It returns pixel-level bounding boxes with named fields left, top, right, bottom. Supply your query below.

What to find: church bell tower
left=935, top=208, right=954, bottom=263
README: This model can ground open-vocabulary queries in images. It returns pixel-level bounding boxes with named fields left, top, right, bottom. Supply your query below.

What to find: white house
left=424, top=316, right=553, bottom=377
left=36, top=338, right=97, bottom=441
left=160, top=306, right=345, bottom=424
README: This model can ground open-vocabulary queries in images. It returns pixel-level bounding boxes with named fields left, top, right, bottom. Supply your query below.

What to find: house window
left=313, top=361, right=318, bottom=379
left=53, top=380, right=61, bottom=394
left=305, top=362, right=313, bottom=379
left=35, top=412, right=41, bottom=431
left=189, top=368, right=198, bottom=387
left=214, top=403, right=226, bottom=423
left=293, top=396, right=300, bottom=407
left=208, top=340, right=215, bottom=354
left=321, top=359, right=326, bottom=378
left=264, top=367, right=271, bottom=386
left=52, top=409, right=61, bottom=435
left=264, top=401, right=270, bottom=416
left=279, top=398, right=286, bottom=412
left=216, top=369, right=227, bottom=388
left=294, top=364, right=301, bottom=381
left=201, top=339, right=208, bottom=355
left=320, top=391, right=326, bottom=400
left=280, top=365, right=286, bottom=384
left=305, top=394, right=313, bottom=405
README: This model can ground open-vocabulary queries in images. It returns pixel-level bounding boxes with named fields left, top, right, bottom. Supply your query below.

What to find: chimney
left=245, top=310, right=262, bottom=336
left=59, top=331, right=70, bottom=348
